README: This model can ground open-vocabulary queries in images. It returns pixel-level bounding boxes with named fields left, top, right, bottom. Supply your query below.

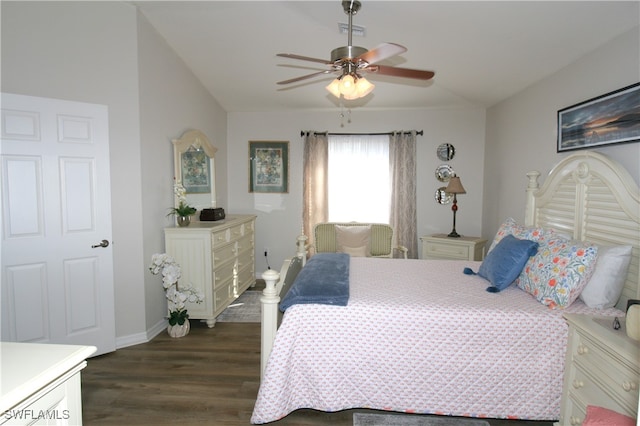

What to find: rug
left=353, top=413, right=490, bottom=426
left=216, top=291, right=261, bottom=323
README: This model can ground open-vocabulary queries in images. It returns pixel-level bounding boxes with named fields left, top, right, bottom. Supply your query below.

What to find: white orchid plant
left=167, top=181, right=196, bottom=218
left=149, top=253, right=204, bottom=326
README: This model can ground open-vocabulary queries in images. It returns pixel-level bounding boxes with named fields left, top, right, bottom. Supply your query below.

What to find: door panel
left=1, top=93, right=115, bottom=355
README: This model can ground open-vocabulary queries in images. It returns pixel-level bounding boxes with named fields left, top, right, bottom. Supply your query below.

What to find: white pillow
left=335, top=225, right=371, bottom=257
left=579, top=245, right=632, bottom=309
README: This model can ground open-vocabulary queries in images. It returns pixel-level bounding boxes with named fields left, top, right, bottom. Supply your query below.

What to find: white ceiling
left=133, top=1, right=639, bottom=113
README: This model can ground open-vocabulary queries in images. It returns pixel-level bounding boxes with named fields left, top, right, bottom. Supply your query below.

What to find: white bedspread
left=251, top=258, right=622, bottom=424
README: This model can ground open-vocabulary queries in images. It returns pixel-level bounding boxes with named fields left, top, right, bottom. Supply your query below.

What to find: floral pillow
left=488, top=217, right=550, bottom=253
left=516, top=236, right=598, bottom=309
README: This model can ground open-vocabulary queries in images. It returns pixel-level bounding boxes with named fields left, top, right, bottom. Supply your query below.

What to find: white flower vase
left=167, top=319, right=190, bottom=338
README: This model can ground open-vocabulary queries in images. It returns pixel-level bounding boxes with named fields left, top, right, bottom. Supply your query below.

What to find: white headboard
left=524, top=151, right=640, bottom=311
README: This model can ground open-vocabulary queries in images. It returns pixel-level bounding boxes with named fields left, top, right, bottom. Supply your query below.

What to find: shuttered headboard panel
left=524, top=151, right=640, bottom=311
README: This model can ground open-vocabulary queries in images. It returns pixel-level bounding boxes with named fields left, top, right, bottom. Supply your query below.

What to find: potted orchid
left=149, top=253, right=204, bottom=337
left=167, top=182, right=197, bottom=226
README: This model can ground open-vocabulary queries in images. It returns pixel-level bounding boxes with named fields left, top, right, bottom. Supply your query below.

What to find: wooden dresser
left=559, top=314, right=639, bottom=425
left=164, top=215, right=256, bottom=327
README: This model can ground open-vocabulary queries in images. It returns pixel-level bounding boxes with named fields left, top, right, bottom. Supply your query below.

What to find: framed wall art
left=180, top=148, right=212, bottom=193
left=249, top=141, right=289, bottom=193
left=557, top=83, right=640, bottom=152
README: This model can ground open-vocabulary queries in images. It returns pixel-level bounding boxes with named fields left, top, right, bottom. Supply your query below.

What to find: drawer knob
left=622, top=381, right=638, bottom=392
left=577, top=344, right=589, bottom=355
left=570, top=416, right=583, bottom=425
left=572, top=380, right=584, bottom=389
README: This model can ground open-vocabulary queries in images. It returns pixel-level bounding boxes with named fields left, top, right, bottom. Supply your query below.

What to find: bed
left=252, top=151, right=640, bottom=424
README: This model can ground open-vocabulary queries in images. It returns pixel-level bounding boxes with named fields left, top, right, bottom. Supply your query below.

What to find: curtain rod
left=300, top=130, right=423, bottom=137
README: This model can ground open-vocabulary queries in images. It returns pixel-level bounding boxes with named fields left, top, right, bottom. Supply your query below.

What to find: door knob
left=91, top=239, right=110, bottom=248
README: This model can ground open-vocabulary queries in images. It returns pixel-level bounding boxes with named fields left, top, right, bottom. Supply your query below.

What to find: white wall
left=136, top=12, right=228, bottom=335
left=227, top=107, right=486, bottom=270
left=484, top=26, right=640, bottom=240
left=1, top=2, right=228, bottom=344
left=1, top=1, right=146, bottom=340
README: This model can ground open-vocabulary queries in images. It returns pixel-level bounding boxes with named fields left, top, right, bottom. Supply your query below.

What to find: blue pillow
left=478, top=234, right=539, bottom=292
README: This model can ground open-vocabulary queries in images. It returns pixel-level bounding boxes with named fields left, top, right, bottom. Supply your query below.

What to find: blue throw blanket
left=279, top=253, right=350, bottom=312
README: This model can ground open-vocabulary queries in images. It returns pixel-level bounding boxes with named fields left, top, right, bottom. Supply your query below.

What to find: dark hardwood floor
left=81, top=288, right=555, bottom=425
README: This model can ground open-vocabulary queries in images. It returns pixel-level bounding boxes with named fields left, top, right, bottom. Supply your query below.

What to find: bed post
left=260, top=268, right=280, bottom=379
left=524, top=171, right=540, bottom=227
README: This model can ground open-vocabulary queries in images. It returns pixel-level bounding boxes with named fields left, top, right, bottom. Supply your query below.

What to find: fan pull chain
left=339, top=104, right=352, bottom=127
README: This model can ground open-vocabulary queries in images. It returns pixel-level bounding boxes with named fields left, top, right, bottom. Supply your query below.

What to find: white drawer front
left=236, top=234, right=254, bottom=255
left=569, top=363, right=637, bottom=421
left=212, top=242, right=236, bottom=267
left=212, top=228, right=229, bottom=248
left=229, top=224, right=243, bottom=241
left=424, top=242, right=470, bottom=260
left=573, top=333, right=639, bottom=414
left=213, top=262, right=235, bottom=287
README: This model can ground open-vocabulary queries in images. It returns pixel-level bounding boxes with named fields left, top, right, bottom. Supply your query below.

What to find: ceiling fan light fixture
left=354, top=77, right=374, bottom=97
left=326, top=74, right=374, bottom=100
left=338, top=74, right=356, bottom=96
left=325, top=79, right=342, bottom=97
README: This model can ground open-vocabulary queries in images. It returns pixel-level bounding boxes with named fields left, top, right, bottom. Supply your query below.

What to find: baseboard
left=115, top=318, right=166, bottom=350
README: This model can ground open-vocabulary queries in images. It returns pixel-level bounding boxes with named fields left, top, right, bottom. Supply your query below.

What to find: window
left=327, top=134, right=390, bottom=223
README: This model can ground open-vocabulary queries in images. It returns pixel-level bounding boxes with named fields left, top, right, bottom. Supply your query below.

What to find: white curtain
left=389, top=131, right=418, bottom=258
left=303, top=132, right=329, bottom=250
left=328, top=134, right=389, bottom=223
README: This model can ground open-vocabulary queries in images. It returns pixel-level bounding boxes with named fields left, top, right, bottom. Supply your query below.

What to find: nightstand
left=559, top=314, right=639, bottom=425
left=420, top=234, right=487, bottom=261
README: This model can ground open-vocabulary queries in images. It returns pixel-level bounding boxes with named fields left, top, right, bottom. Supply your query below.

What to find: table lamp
left=445, top=176, right=466, bottom=238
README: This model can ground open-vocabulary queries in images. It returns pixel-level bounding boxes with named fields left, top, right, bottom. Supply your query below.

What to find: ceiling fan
left=276, top=0, right=435, bottom=100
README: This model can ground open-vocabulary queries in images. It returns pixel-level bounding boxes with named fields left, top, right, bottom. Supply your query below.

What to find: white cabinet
left=164, top=215, right=256, bottom=327
left=420, top=234, right=487, bottom=261
left=0, top=342, right=96, bottom=425
left=559, top=314, right=639, bottom=425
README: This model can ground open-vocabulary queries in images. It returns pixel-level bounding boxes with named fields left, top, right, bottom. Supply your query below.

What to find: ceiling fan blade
left=277, top=53, right=332, bottom=65
left=368, top=64, right=435, bottom=80
left=357, top=43, right=407, bottom=65
left=277, top=70, right=333, bottom=85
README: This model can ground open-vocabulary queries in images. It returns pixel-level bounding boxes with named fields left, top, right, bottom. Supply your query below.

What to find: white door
left=1, top=93, right=115, bottom=356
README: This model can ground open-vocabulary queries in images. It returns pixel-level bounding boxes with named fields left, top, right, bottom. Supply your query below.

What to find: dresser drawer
left=229, top=224, right=244, bottom=241
left=569, top=363, right=636, bottom=419
left=212, top=242, right=236, bottom=267
left=214, top=280, right=234, bottom=313
left=213, top=262, right=235, bottom=288
left=572, top=330, right=640, bottom=410
left=424, top=242, right=470, bottom=260
left=420, top=235, right=486, bottom=261
left=562, top=394, right=587, bottom=426
left=237, top=262, right=256, bottom=291
left=237, top=248, right=254, bottom=272
left=237, top=233, right=254, bottom=255
left=212, top=228, right=229, bottom=248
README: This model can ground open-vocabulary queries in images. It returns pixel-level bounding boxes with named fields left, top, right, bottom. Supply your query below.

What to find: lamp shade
left=445, top=176, right=466, bottom=194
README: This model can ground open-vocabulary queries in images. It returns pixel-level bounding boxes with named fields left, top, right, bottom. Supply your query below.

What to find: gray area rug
left=353, top=413, right=490, bottom=426
left=216, top=291, right=261, bottom=323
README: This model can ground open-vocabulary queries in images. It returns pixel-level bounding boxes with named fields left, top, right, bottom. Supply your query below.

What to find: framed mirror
left=434, top=186, right=453, bottom=205
left=435, top=164, right=455, bottom=182
left=436, top=143, right=455, bottom=161
left=172, top=129, right=217, bottom=211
